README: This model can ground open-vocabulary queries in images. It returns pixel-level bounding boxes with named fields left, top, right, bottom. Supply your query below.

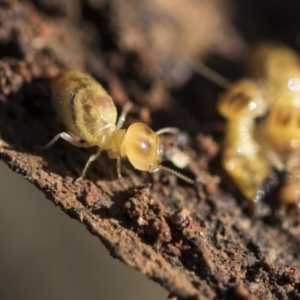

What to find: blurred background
left=0, top=161, right=167, bottom=300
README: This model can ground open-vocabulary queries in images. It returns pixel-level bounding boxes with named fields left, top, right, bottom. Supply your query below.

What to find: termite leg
left=116, top=102, right=133, bottom=129
left=35, top=132, right=91, bottom=150
left=117, top=156, right=124, bottom=182
left=76, top=148, right=102, bottom=182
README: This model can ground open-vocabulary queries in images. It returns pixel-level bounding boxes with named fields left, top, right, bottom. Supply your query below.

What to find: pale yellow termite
left=250, top=43, right=300, bottom=205
left=38, top=69, right=193, bottom=183
left=217, top=79, right=271, bottom=200
left=250, top=43, right=300, bottom=155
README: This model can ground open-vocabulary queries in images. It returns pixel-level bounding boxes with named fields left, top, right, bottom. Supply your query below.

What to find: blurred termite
left=37, top=69, right=194, bottom=184
left=196, top=42, right=300, bottom=206
left=192, top=55, right=273, bottom=201
left=250, top=43, right=300, bottom=206
left=216, top=79, right=271, bottom=200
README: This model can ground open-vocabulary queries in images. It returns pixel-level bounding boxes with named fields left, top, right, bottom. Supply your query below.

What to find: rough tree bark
left=1, top=1, right=300, bottom=299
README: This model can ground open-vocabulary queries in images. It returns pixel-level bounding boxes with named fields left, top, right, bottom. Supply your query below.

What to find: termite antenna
left=156, top=127, right=180, bottom=136
left=158, top=165, right=195, bottom=184
left=192, top=61, right=231, bottom=89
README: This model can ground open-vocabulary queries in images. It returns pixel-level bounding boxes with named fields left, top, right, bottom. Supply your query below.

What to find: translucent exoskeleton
left=38, top=70, right=193, bottom=183
left=217, top=79, right=271, bottom=200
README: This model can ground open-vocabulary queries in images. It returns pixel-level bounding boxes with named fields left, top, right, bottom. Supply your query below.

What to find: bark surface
left=1, top=1, right=300, bottom=299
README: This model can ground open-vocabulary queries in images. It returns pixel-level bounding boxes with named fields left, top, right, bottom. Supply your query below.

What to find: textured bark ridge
left=1, top=1, right=300, bottom=299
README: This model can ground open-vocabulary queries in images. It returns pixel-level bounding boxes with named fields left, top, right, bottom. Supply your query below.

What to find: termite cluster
left=217, top=42, right=300, bottom=208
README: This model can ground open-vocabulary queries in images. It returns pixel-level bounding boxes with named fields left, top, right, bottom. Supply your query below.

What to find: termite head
left=267, top=104, right=300, bottom=155
left=249, top=42, right=300, bottom=80
left=120, top=123, right=163, bottom=172
left=217, top=80, right=268, bottom=120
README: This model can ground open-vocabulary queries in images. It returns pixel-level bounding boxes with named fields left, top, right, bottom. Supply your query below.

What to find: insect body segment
left=51, top=70, right=118, bottom=148
left=41, top=69, right=191, bottom=183
left=217, top=80, right=271, bottom=199
left=266, top=76, right=300, bottom=161
left=120, top=122, right=163, bottom=172
left=250, top=43, right=300, bottom=79
left=250, top=44, right=300, bottom=164
left=279, top=165, right=300, bottom=205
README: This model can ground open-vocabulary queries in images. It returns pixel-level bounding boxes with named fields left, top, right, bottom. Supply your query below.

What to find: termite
left=192, top=61, right=272, bottom=202
left=216, top=79, right=271, bottom=200
left=38, top=69, right=193, bottom=183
